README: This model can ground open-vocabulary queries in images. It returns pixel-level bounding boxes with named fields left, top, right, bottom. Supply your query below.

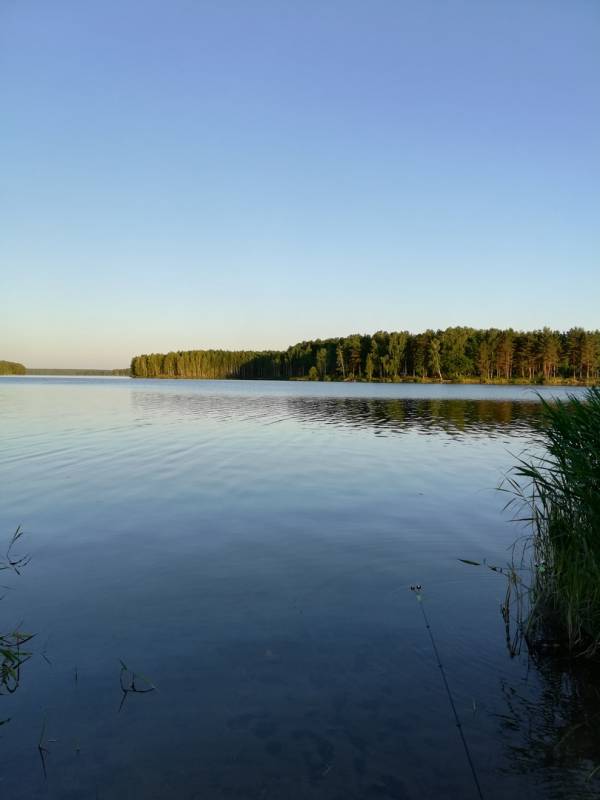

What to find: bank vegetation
left=131, top=327, right=600, bottom=384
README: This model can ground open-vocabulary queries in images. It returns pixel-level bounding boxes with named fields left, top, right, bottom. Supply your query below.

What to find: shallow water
left=0, top=377, right=597, bottom=799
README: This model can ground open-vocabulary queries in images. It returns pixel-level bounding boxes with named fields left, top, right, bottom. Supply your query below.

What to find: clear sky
left=1, top=1, right=598, bottom=368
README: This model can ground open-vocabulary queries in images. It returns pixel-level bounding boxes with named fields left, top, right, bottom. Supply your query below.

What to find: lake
left=0, top=377, right=597, bottom=799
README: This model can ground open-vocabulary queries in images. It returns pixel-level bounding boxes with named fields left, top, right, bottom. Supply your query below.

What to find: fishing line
left=411, top=585, right=484, bottom=800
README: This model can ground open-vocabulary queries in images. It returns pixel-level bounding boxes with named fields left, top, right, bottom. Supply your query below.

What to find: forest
left=0, top=360, right=26, bottom=375
left=130, top=327, right=600, bottom=383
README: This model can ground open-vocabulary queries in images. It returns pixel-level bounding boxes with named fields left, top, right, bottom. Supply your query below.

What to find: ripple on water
left=0, top=377, right=596, bottom=800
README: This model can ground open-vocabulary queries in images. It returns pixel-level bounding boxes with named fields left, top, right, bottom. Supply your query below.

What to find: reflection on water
left=0, top=377, right=597, bottom=799
left=498, top=657, right=600, bottom=799
left=132, top=390, right=543, bottom=438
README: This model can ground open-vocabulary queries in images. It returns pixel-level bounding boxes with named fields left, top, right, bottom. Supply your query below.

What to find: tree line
left=0, top=360, right=26, bottom=375
left=130, top=327, right=600, bottom=383
left=25, top=368, right=130, bottom=376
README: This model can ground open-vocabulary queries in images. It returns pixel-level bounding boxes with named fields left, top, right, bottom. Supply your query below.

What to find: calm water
left=0, top=378, right=597, bottom=799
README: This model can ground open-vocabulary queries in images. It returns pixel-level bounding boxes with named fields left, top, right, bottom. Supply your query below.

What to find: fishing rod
left=410, top=585, right=484, bottom=800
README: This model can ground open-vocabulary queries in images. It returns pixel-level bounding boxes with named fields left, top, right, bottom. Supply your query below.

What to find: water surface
left=0, top=378, right=596, bottom=799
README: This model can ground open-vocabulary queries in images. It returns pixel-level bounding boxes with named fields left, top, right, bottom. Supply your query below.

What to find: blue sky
left=1, top=1, right=598, bottom=368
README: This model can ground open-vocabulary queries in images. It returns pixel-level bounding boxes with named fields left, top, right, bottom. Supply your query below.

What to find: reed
left=504, top=387, right=600, bottom=657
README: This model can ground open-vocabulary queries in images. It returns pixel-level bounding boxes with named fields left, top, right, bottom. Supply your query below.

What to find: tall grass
left=505, top=387, right=600, bottom=658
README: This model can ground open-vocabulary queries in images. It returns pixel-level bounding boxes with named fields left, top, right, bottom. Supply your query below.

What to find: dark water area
left=0, top=377, right=598, bottom=799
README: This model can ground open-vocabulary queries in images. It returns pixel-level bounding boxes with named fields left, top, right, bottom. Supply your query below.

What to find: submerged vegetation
left=506, top=387, right=600, bottom=658
left=1, top=527, right=32, bottom=700
left=0, top=360, right=26, bottom=375
left=131, top=326, right=600, bottom=383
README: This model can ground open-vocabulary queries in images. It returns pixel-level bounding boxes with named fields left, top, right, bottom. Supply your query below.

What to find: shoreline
left=7, top=373, right=596, bottom=387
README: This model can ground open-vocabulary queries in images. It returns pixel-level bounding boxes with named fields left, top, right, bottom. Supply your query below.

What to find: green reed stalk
left=505, top=387, right=600, bottom=657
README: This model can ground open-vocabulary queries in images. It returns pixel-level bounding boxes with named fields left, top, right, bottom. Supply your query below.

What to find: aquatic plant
left=504, top=386, right=600, bottom=657
left=118, top=659, right=156, bottom=711
left=1, top=527, right=33, bottom=699
left=497, top=654, right=600, bottom=790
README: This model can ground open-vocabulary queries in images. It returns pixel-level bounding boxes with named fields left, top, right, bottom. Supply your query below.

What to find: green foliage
left=506, top=387, right=600, bottom=657
left=131, top=349, right=286, bottom=380
left=130, top=328, right=600, bottom=383
left=0, top=360, right=25, bottom=375
left=428, top=337, right=442, bottom=381
left=316, top=348, right=328, bottom=379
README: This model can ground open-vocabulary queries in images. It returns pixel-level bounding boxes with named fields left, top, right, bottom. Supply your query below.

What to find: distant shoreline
left=12, top=373, right=594, bottom=388
left=130, top=328, right=600, bottom=384
left=128, top=378, right=596, bottom=387
left=24, top=368, right=130, bottom=377
left=0, top=371, right=595, bottom=388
